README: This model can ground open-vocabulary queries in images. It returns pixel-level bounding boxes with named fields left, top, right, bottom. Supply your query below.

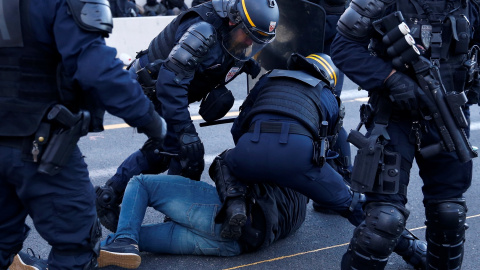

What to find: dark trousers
left=365, top=116, right=472, bottom=205
left=224, top=120, right=353, bottom=214
left=0, top=145, right=97, bottom=270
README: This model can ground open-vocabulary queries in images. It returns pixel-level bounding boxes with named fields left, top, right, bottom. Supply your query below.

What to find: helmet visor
left=222, top=23, right=274, bottom=61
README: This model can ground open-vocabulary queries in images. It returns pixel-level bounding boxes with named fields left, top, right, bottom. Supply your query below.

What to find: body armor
left=0, top=0, right=60, bottom=136
left=242, top=74, right=327, bottom=140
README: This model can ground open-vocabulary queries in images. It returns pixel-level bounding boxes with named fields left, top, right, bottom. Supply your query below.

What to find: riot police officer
left=0, top=0, right=166, bottom=269
left=95, top=0, right=279, bottom=232
left=331, top=0, right=479, bottom=269
left=211, top=53, right=427, bottom=269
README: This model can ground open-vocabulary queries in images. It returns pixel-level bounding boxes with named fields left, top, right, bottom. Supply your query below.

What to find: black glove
left=385, top=71, right=420, bottom=111
left=243, top=58, right=261, bottom=79
left=137, top=105, right=167, bottom=141
left=178, top=124, right=205, bottom=180
left=140, top=138, right=171, bottom=174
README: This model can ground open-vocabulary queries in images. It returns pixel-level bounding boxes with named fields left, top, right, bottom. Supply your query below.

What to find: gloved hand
left=137, top=105, right=167, bottom=141
left=243, top=58, right=261, bottom=79
left=140, top=138, right=171, bottom=174
left=178, top=124, right=205, bottom=180
left=385, top=71, right=421, bottom=110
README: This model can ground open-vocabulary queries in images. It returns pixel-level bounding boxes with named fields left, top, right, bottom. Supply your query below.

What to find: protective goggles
left=222, top=23, right=275, bottom=61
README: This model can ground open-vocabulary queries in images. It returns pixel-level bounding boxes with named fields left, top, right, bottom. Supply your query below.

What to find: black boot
left=209, top=150, right=247, bottom=240
left=394, top=230, right=427, bottom=270
left=218, top=197, right=247, bottom=239
left=95, top=179, right=123, bottom=232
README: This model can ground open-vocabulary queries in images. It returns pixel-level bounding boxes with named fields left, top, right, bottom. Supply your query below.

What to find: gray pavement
left=20, top=75, right=480, bottom=269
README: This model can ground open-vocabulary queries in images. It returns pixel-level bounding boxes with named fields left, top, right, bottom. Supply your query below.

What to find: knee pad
left=425, top=198, right=467, bottom=269
left=352, top=202, right=409, bottom=258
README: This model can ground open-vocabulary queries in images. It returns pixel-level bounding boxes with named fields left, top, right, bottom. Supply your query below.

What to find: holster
left=37, top=105, right=90, bottom=176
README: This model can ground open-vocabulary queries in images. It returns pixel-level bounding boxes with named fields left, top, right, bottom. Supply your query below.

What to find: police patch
left=269, top=21, right=277, bottom=32
left=225, top=67, right=240, bottom=83
left=421, top=24, right=432, bottom=50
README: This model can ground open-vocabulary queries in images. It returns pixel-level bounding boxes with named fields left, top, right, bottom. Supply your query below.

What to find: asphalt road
left=20, top=74, right=480, bottom=270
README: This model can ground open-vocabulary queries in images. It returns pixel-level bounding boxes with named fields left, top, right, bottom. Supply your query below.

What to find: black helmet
left=212, top=0, right=279, bottom=60
left=287, top=53, right=339, bottom=89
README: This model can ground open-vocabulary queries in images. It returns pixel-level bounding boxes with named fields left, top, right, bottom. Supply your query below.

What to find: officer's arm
left=56, top=0, right=157, bottom=128
left=331, top=0, right=395, bottom=91
left=156, top=21, right=217, bottom=132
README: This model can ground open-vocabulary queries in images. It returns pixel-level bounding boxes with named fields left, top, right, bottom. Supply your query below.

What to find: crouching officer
left=95, top=0, right=279, bottom=232
left=210, top=53, right=427, bottom=269
left=0, top=0, right=166, bottom=269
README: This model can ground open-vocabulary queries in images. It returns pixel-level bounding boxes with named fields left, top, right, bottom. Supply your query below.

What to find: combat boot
left=219, top=197, right=247, bottom=239
left=209, top=150, right=247, bottom=240
left=95, top=179, right=123, bottom=232
left=394, top=230, right=427, bottom=270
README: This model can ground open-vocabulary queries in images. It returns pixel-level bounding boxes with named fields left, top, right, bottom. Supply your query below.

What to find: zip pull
left=32, top=140, right=40, bottom=162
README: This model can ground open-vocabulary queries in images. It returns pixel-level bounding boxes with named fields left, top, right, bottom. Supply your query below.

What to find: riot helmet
left=212, top=0, right=279, bottom=61
left=287, top=53, right=339, bottom=89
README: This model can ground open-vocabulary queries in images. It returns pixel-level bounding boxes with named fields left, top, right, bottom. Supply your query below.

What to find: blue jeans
left=102, top=175, right=242, bottom=256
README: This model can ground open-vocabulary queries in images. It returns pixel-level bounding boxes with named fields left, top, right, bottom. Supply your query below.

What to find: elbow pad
left=66, top=0, right=113, bottom=35
left=164, top=21, right=217, bottom=83
left=337, top=0, right=395, bottom=41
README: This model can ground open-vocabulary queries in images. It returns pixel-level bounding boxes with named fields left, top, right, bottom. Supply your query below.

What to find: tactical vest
left=0, top=0, right=60, bottom=137
left=387, top=0, right=470, bottom=93
left=145, top=2, right=241, bottom=102
left=243, top=76, right=327, bottom=141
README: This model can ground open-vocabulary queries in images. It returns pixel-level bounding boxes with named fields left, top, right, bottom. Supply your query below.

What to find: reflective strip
left=307, top=54, right=337, bottom=86
left=241, top=0, right=256, bottom=27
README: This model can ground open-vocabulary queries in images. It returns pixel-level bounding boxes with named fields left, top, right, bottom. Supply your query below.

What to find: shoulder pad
left=268, top=69, right=322, bottom=87
left=66, top=0, right=113, bottom=35
left=165, top=21, right=217, bottom=83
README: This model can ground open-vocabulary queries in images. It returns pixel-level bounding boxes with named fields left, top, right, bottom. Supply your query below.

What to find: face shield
left=222, top=22, right=276, bottom=61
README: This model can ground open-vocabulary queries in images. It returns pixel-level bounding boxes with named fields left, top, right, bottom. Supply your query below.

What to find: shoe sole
left=9, top=255, right=38, bottom=270
left=98, top=250, right=141, bottom=269
left=221, top=213, right=247, bottom=240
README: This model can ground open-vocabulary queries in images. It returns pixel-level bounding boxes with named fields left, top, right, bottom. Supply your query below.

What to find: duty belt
left=247, top=122, right=313, bottom=139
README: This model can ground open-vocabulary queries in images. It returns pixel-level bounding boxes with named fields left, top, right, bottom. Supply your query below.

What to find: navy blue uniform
left=332, top=0, right=479, bottom=268
left=0, top=0, right=161, bottom=269
left=225, top=72, right=362, bottom=225
left=331, top=3, right=477, bottom=210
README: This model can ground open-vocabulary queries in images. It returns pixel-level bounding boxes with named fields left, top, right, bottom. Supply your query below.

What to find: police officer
left=331, top=0, right=479, bottom=269
left=95, top=0, right=279, bottom=233
left=211, top=53, right=427, bottom=269
left=0, top=0, right=167, bottom=269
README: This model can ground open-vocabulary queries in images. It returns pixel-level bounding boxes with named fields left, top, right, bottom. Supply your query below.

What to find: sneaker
left=9, top=248, right=48, bottom=270
left=98, top=238, right=141, bottom=269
